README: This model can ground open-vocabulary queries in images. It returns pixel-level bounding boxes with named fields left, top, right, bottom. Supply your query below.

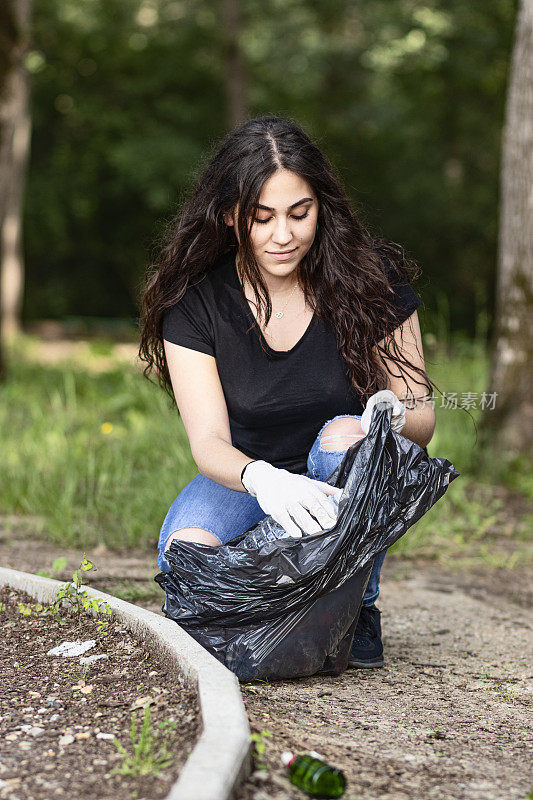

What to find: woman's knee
left=164, top=527, right=221, bottom=551
left=320, top=416, right=365, bottom=451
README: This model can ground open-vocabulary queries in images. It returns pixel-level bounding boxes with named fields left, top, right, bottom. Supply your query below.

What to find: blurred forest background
left=0, top=0, right=531, bottom=561
left=7, top=0, right=521, bottom=327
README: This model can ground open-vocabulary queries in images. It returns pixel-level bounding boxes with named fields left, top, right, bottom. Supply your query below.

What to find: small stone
left=130, top=696, right=153, bottom=710
left=93, top=759, right=108, bottom=765
left=251, top=770, right=269, bottom=782
left=252, top=790, right=271, bottom=800
left=80, top=654, right=109, bottom=665
left=96, top=733, right=115, bottom=740
left=47, top=640, right=97, bottom=658
left=18, top=742, right=32, bottom=751
left=75, top=732, right=90, bottom=740
left=20, top=725, right=45, bottom=738
left=58, top=734, right=75, bottom=747
left=5, top=733, right=19, bottom=742
left=46, top=696, right=62, bottom=708
left=49, top=714, right=60, bottom=723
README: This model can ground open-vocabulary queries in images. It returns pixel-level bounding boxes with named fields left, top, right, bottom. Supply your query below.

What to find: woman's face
left=225, top=169, right=319, bottom=284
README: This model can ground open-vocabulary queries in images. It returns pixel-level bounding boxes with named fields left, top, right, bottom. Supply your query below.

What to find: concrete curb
left=0, top=567, right=252, bottom=800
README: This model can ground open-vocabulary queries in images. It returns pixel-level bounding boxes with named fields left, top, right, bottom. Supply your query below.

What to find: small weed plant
left=111, top=704, right=177, bottom=777
left=250, top=730, right=273, bottom=771
left=9, top=555, right=112, bottom=633
left=480, top=664, right=516, bottom=702
left=46, top=554, right=113, bottom=631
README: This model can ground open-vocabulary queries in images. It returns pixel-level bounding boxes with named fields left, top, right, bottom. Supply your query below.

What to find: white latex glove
left=360, top=389, right=406, bottom=435
left=242, top=460, right=343, bottom=538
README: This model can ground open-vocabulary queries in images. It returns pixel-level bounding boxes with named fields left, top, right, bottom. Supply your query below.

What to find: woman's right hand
left=241, top=460, right=342, bottom=538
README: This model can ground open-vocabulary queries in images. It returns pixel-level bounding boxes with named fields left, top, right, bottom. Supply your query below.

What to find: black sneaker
left=348, top=604, right=384, bottom=668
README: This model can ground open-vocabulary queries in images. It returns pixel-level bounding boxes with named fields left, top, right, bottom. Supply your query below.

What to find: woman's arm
left=164, top=339, right=256, bottom=491
left=373, top=310, right=436, bottom=449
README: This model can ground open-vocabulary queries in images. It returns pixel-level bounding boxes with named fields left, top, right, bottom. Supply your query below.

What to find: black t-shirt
left=162, top=248, right=422, bottom=474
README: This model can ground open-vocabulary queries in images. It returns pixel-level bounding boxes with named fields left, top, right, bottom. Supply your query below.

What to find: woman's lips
left=267, top=248, right=298, bottom=261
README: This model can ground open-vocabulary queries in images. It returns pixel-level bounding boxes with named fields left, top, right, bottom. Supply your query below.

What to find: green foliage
left=3, top=554, right=113, bottom=634
left=479, top=665, right=516, bottom=703
left=26, top=0, right=223, bottom=320
left=0, top=334, right=530, bottom=567
left=105, top=582, right=161, bottom=603
left=250, top=730, right=273, bottom=771
left=35, top=555, right=68, bottom=578
left=110, top=705, right=176, bottom=777
left=421, top=326, right=533, bottom=498
left=24, top=0, right=518, bottom=335
left=46, top=554, right=113, bottom=630
left=0, top=337, right=193, bottom=550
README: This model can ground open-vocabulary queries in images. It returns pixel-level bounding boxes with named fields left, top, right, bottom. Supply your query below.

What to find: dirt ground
left=0, top=585, right=199, bottom=800
left=1, top=517, right=532, bottom=800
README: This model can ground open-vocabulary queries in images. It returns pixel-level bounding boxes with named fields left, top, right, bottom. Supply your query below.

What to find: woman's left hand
left=361, top=389, right=406, bottom=434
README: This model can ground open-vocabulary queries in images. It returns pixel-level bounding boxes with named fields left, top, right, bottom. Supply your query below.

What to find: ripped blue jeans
left=157, top=413, right=386, bottom=607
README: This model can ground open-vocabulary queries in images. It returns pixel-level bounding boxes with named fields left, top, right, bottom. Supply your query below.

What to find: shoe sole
left=348, top=657, right=385, bottom=669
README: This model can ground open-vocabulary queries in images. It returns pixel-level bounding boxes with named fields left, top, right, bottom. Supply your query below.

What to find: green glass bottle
left=281, top=750, right=346, bottom=798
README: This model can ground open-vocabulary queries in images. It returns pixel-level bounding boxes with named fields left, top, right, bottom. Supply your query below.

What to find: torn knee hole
left=165, top=528, right=220, bottom=549
left=320, top=435, right=364, bottom=451
left=320, top=419, right=365, bottom=451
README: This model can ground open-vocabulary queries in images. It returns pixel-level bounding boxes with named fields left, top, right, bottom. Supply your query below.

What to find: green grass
left=389, top=328, right=532, bottom=564
left=0, top=335, right=195, bottom=550
left=0, top=329, right=531, bottom=567
left=389, top=476, right=532, bottom=567
left=422, top=331, right=532, bottom=498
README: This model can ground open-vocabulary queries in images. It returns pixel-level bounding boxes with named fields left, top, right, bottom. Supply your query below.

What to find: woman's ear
left=223, top=211, right=234, bottom=227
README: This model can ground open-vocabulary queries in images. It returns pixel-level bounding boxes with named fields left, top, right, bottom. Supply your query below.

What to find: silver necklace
left=238, top=256, right=300, bottom=319
left=273, top=280, right=300, bottom=318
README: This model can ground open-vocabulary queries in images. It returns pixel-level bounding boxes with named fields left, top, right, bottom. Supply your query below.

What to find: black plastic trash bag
left=154, top=402, right=459, bottom=682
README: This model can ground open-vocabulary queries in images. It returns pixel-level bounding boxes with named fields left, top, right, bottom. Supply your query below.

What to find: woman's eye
left=254, top=211, right=310, bottom=224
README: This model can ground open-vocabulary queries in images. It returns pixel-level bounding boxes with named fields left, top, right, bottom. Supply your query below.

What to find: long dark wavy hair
left=138, top=115, right=439, bottom=408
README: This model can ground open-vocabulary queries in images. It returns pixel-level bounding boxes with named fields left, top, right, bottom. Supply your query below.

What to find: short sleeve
left=162, top=286, right=215, bottom=357
left=379, top=252, right=422, bottom=339
left=390, top=281, right=422, bottom=327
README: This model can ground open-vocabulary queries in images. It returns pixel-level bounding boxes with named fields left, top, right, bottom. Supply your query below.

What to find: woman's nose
left=271, top=217, right=294, bottom=245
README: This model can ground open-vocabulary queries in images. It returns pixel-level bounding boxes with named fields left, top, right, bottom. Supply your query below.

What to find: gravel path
left=1, top=519, right=531, bottom=800
left=236, top=567, right=533, bottom=800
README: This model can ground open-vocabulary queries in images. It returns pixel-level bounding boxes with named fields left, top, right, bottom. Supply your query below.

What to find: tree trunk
left=482, top=0, right=533, bottom=454
left=0, top=0, right=32, bottom=358
left=221, top=0, right=248, bottom=128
